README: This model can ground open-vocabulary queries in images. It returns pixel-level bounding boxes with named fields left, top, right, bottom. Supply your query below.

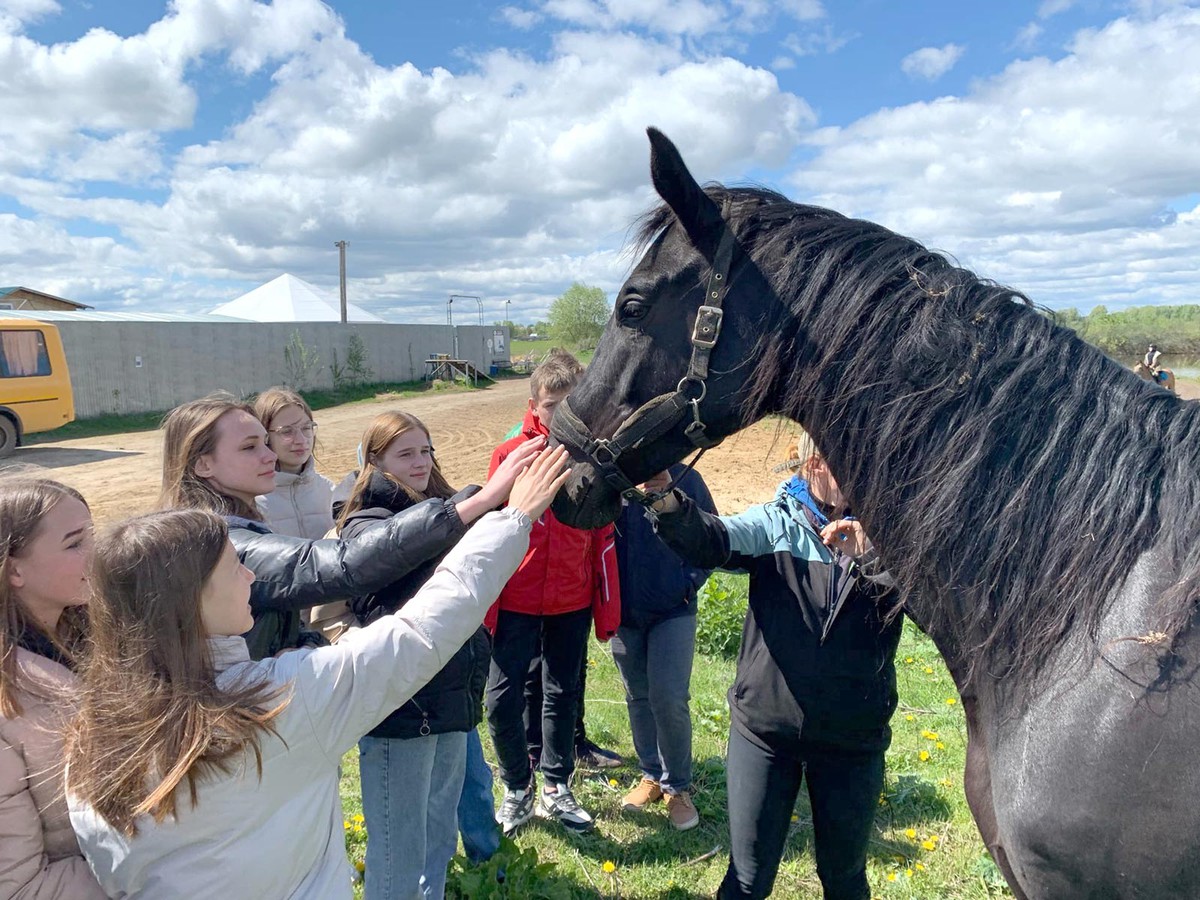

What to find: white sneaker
left=537, top=782, right=595, bottom=833
left=496, top=778, right=535, bottom=836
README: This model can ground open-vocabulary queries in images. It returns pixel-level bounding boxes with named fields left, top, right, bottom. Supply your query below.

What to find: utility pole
left=505, top=299, right=511, bottom=325
left=334, top=240, right=348, bottom=323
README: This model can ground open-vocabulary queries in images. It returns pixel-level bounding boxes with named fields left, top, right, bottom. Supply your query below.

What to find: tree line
left=1051, top=304, right=1200, bottom=363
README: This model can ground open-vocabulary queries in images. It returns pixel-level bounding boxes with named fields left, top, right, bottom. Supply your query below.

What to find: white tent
left=211, top=273, right=384, bottom=323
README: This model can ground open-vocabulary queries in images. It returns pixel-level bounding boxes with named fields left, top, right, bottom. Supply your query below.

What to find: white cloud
left=1038, top=0, right=1075, bottom=17
left=781, top=24, right=853, bottom=57
left=793, top=7, right=1200, bottom=309
left=1012, top=22, right=1043, bottom=51
left=0, top=0, right=57, bottom=25
left=499, top=6, right=542, bottom=28
left=900, top=43, right=965, bottom=81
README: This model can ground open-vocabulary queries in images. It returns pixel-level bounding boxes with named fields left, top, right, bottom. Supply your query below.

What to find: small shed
left=0, top=286, right=92, bottom=311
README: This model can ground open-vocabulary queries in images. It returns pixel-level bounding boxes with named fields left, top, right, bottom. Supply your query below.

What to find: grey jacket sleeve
left=232, top=497, right=468, bottom=615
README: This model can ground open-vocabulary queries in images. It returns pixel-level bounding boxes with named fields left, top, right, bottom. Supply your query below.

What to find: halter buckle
left=691, top=305, right=724, bottom=350
left=590, top=440, right=619, bottom=466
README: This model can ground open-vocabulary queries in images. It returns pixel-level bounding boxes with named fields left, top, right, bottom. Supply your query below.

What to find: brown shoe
left=666, top=791, right=700, bottom=830
left=621, top=777, right=664, bottom=811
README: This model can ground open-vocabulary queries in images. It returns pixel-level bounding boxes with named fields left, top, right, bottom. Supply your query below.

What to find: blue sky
left=1, top=0, right=1198, bottom=323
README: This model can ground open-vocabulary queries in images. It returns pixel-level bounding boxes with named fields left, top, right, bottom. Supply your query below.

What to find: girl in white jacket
left=253, top=387, right=335, bottom=540
left=65, top=447, right=571, bottom=900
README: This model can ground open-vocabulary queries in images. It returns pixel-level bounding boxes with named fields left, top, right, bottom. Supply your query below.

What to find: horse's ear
left=647, top=127, right=723, bottom=257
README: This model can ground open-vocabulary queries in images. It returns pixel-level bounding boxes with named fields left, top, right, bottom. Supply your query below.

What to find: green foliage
left=695, top=572, right=749, bottom=659
left=548, top=283, right=611, bottom=351
left=1051, top=303, right=1200, bottom=362
left=447, top=838, right=573, bottom=899
left=346, top=334, right=374, bottom=384
left=283, top=329, right=320, bottom=390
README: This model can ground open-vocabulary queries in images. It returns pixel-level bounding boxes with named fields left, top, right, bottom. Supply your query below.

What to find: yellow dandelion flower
left=904, top=714, right=915, bottom=722
left=886, top=872, right=897, bottom=882
left=352, top=814, right=364, bottom=823
left=946, top=697, right=957, bottom=705
left=355, top=859, right=365, bottom=873
left=921, top=730, right=939, bottom=740
left=922, top=839, right=937, bottom=851
left=904, top=657, right=914, bottom=664
left=915, top=863, right=926, bottom=871
left=918, top=750, right=930, bottom=762
left=343, top=819, right=351, bottom=830
left=905, top=828, right=917, bottom=839
left=602, top=860, right=616, bottom=874
left=939, top=777, right=953, bottom=788
left=791, top=814, right=799, bottom=823
left=609, top=778, right=618, bottom=787
left=936, top=741, right=945, bottom=750
left=905, top=868, right=914, bottom=877
left=924, top=666, right=934, bottom=674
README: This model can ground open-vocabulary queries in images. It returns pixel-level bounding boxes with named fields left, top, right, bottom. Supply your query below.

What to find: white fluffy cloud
left=795, top=6, right=1200, bottom=309
left=900, top=43, right=965, bottom=81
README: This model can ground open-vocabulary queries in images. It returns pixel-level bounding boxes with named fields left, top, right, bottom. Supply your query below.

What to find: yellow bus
left=0, top=320, right=75, bottom=456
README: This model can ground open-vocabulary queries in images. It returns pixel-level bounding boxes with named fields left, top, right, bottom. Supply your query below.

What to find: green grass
left=510, top=339, right=594, bottom=366
left=337, top=579, right=1011, bottom=899
left=25, top=380, right=476, bottom=444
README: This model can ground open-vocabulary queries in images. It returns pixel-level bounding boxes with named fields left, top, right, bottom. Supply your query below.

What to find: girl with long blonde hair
left=337, top=411, right=488, bottom=899
left=66, top=446, right=570, bottom=899
left=159, top=393, right=544, bottom=659
left=0, top=476, right=105, bottom=899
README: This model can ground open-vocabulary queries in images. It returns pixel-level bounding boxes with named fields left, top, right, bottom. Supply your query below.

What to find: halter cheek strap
left=554, top=224, right=737, bottom=505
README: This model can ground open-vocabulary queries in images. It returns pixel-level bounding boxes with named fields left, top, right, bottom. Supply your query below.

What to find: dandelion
left=924, top=666, right=934, bottom=675
left=939, top=777, right=953, bottom=788
left=354, top=859, right=365, bottom=873
left=886, top=872, right=897, bottom=882
left=905, top=868, right=914, bottom=877
left=922, top=839, right=937, bottom=851
left=343, top=819, right=350, bottom=830
left=915, top=863, right=926, bottom=872
left=904, top=656, right=914, bottom=664
left=946, top=697, right=957, bottom=705
left=791, top=814, right=799, bottom=823
left=904, top=714, right=915, bottom=722
left=921, top=730, right=939, bottom=740
left=602, top=860, right=617, bottom=874
left=936, top=741, right=945, bottom=750
left=905, top=828, right=917, bottom=839
left=609, top=778, right=619, bottom=787
left=918, top=750, right=930, bottom=762
left=352, top=814, right=364, bottom=824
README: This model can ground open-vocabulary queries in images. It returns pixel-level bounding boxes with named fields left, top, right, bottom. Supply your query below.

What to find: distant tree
left=548, top=283, right=611, bottom=350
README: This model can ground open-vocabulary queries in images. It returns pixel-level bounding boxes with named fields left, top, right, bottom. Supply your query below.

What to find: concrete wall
left=52, top=322, right=510, bottom=418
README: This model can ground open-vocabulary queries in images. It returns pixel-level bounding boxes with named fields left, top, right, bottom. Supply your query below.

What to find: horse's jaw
left=551, top=465, right=622, bottom=529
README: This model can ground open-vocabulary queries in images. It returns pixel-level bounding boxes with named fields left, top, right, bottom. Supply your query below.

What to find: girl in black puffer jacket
left=337, top=411, right=496, bottom=900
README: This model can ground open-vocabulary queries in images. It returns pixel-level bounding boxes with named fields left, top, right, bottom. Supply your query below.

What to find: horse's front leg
left=961, top=696, right=1031, bottom=900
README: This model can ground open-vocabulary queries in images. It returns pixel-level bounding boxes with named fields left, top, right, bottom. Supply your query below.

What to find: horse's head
left=551, top=129, right=778, bottom=528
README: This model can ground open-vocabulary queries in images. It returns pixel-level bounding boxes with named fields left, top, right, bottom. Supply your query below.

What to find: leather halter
left=554, top=223, right=736, bottom=505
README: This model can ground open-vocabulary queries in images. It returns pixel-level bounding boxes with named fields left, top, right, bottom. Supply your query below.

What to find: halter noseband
left=555, top=223, right=736, bottom=505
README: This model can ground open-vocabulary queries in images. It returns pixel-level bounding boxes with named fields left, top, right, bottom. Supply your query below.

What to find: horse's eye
left=621, top=300, right=648, bottom=321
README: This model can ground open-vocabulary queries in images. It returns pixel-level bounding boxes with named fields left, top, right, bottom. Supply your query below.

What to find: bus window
left=0, top=330, right=53, bottom=378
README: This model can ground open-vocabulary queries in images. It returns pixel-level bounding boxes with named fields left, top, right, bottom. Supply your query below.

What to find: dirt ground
left=0, top=380, right=806, bottom=526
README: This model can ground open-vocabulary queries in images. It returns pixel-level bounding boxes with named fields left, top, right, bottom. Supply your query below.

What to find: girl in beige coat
left=0, top=478, right=105, bottom=900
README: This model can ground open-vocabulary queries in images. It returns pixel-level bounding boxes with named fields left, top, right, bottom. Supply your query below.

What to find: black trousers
left=485, top=606, right=591, bottom=789
left=718, top=724, right=884, bottom=900
left=524, top=648, right=589, bottom=759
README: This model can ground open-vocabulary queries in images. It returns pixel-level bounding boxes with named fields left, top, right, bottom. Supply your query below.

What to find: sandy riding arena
left=0, top=379, right=808, bottom=526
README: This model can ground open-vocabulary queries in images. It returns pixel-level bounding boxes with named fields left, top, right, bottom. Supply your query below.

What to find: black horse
left=551, top=129, right=1200, bottom=899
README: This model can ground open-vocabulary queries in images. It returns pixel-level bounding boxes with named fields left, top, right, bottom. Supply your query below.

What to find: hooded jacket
left=69, top=508, right=531, bottom=900
left=256, top=460, right=335, bottom=540
left=485, top=409, right=620, bottom=639
left=340, top=473, right=491, bottom=738
left=229, top=494, right=470, bottom=660
left=615, top=465, right=717, bottom=630
left=651, top=481, right=902, bottom=753
left=0, top=643, right=106, bottom=900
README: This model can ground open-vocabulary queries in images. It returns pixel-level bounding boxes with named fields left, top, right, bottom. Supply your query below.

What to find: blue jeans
left=457, top=728, right=499, bottom=863
left=359, top=731, right=467, bottom=900
left=610, top=613, right=696, bottom=793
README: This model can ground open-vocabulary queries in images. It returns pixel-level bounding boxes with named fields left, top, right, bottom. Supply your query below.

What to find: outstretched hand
left=508, top=446, right=571, bottom=521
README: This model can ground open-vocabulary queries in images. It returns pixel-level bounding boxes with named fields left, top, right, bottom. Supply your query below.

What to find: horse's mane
left=637, top=188, right=1200, bottom=688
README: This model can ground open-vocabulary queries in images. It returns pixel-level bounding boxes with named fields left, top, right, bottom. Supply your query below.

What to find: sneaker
left=575, top=738, right=623, bottom=769
left=621, top=776, right=664, bottom=811
left=666, top=791, right=700, bottom=831
left=537, top=782, right=595, bottom=833
left=496, top=778, right=535, bottom=836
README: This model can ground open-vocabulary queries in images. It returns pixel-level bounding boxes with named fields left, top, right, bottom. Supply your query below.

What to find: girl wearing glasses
left=159, top=393, right=545, bottom=659
left=254, top=388, right=335, bottom=540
